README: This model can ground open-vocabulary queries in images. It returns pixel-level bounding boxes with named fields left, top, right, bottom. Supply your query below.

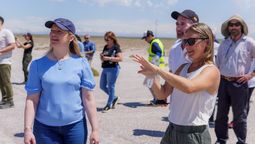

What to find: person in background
left=215, top=15, right=255, bottom=144
left=228, top=59, right=255, bottom=129
left=75, top=34, right=84, bottom=53
left=208, top=37, right=220, bottom=126
left=133, top=23, right=220, bottom=144
left=100, top=31, right=123, bottom=111
left=16, top=32, right=34, bottom=84
left=0, top=16, right=16, bottom=109
left=141, top=30, right=167, bottom=106
left=168, top=9, right=199, bottom=73
left=83, top=34, right=96, bottom=65
left=24, top=18, right=99, bottom=144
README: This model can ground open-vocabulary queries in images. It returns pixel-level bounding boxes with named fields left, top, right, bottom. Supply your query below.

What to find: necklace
left=51, top=52, right=69, bottom=70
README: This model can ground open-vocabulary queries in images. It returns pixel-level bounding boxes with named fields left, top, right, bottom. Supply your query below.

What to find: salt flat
left=0, top=46, right=254, bottom=144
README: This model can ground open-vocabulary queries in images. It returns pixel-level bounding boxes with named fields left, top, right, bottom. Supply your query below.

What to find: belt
left=221, top=75, right=241, bottom=82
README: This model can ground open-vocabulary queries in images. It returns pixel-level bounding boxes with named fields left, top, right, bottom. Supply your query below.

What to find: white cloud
left=5, top=17, right=48, bottom=34
left=233, top=0, right=255, bottom=9
left=76, top=19, right=174, bottom=37
left=166, top=0, right=178, bottom=5
left=77, top=0, right=178, bottom=7
left=5, top=17, right=174, bottom=37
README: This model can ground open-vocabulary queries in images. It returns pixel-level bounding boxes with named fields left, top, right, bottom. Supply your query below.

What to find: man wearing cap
left=0, top=16, right=16, bottom=109
left=83, top=34, right=96, bottom=64
left=215, top=15, right=255, bottom=144
left=142, top=30, right=167, bottom=105
left=169, top=9, right=199, bottom=73
left=154, top=9, right=199, bottom=107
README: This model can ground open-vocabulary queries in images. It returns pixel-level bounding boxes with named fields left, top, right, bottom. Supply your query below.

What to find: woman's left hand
left=90, top=130, right=99, bottom=144
left=131, top=54, right=159, bottom=76
left=101, top=55, right=110, bottom=61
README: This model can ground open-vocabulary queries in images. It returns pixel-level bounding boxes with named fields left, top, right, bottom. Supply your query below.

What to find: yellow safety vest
left=147, top=38, right=165, bottom=68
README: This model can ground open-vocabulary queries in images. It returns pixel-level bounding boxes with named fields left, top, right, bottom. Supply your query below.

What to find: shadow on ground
left=97, top=107, right=104, bottom=112
left=14, top=132, right=24, bottom=138
left=133, top=129, right=164, bottom=137
left=121, top=102, right=148, bottom=108
left=161, top=116, right=168, bottom=122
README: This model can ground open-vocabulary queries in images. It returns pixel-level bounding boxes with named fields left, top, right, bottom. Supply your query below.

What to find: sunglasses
left=182, top=38, right=208, bottom=46
left=228, top=22, right=241, bottom=27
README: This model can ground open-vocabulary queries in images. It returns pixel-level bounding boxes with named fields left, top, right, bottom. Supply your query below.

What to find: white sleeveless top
left=169, top=64, right=217, bottom=126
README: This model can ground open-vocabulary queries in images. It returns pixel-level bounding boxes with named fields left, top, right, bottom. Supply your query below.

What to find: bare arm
left=157, top=66, right=220, bottom=94
left=102, top=52, right=123, bottom=62
left=151, top=80, right=173, bottom=100
left=132, top=54, right=220, bottom=95
left=82, top=89, right=99, bottom=144
left=0, top=43, right=16, bottom=54
left=24, top=93, right=40, bottom=144
left=16, top=40, right=32, bottom=49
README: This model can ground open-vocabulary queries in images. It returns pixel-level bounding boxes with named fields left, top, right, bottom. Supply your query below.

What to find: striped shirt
left=216, top=35, right=255, bottom=77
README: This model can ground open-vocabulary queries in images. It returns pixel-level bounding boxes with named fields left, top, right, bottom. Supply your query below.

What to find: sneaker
left=155, top=100, right=168, bottom=106
left=103, top=105, right=111, bottom=111
left=0, top=101, right=14, bottom=109
left=228, top=121, right=234, bottom=129
left=112, top=97, right=119, bottom=109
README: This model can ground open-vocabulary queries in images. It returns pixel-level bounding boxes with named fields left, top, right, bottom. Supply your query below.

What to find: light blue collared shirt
left=25, top=55, right=95, bottom=126
left=216, top=35, right=255, bottom=77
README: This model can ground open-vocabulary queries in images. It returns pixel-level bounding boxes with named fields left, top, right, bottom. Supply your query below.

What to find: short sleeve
left=247, top=38, right=255, bottom=58
left=25, top=60, right=42, bottom=96
left=115, top=45, right=122, bottom=54
left=5, top=29, right=15, bottom=44
left=92, top=42, right=96, bottom=52
left=81, top=58, right=96, bottom=90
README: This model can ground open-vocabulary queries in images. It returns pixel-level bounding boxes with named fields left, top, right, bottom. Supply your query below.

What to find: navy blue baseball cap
left=45, top=18, right=76, bottom=34
left=171, top=9, right=199, bottom=23
left=141, top=30, right=154, bottom=39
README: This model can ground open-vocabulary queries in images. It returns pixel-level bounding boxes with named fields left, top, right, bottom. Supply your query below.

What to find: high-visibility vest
left=147, top=38, right=165, bottom=68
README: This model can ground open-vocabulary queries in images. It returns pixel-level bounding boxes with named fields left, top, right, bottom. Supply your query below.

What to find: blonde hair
left=186, top=23, right=214, bottom=64
left=69, top=35, right=81, bottom=57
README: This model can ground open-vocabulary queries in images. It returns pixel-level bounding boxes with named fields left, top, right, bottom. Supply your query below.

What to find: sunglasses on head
left=182, top=38, right=208, bottom=46
left=228, top=22, right=241, bottom=27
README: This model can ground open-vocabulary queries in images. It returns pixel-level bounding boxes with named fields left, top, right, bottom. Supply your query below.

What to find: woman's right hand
left=24, top=129, right=36, bottom=144
left=131, top=54, right=159, bottom=77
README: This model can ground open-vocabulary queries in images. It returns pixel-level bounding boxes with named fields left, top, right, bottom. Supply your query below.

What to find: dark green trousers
left=22, top=53, right=32, bottom=82
left=161, top=123, right=211, bottom=144
left=0, top=64, right=13, bottom=102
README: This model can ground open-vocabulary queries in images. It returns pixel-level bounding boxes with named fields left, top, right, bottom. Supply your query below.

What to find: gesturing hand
left=131, top=54, right=159, bottom=77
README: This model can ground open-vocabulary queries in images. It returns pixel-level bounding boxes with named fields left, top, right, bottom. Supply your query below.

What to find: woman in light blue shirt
left=24, top=18, right=99, bottom=144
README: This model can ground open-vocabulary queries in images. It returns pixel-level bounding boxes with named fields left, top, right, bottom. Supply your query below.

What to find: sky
left=1, top=0, right=255, bottom=38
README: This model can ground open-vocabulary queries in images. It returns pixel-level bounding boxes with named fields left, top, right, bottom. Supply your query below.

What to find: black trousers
left=215, top=78, right=249, bottom=144
left=247, top=87, right=254, bottom=115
